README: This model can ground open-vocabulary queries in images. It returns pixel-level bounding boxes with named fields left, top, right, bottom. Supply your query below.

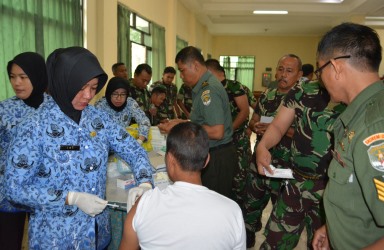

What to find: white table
left=106, top=151, right=166, bottom=204
left=105, top=151, right=168, bottom=250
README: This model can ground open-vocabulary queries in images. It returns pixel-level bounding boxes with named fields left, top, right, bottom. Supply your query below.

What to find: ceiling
left=179, top=0, right=384, bottom=36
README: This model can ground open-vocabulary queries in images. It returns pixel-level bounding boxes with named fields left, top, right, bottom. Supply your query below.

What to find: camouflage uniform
left=150, top=81, right=178, bottom=119
left=146, top=102, right=169, bottom=126
left=260, top=82, right=345, bottom=249
left=177, top=83, right=193, bottom=119
left=222, top=79, right=252, bottom=211
left=244, top=88, right=291, bottom=233
left=242, top=84, right=257, bottom=108
left=127, top=78, right=151, bottom=124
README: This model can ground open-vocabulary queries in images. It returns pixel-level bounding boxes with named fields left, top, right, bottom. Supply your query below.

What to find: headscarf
left=105, top=76, right=130, bottom=112
left=7, top=52, right=48, bottom=108
left=46, top=47, right=108, bottom=124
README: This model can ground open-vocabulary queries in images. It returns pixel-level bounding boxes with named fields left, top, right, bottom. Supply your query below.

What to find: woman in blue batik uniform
left=0, top=52, right=48, bottom=250
left=5, top=47, right=154, bottom=250
left=95, top=76, right=152, bottom=250
left=94, top=76, right=150, bottom=145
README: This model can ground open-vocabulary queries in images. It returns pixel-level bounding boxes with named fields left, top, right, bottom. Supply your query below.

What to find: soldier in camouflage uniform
left=146, top=86, right=167, bottom=125
left=206, top=59, right=251, bottom=214
left=256, top=80, right=345, bottom=249
left=177, top=83, right=192, bottom=119
left=112, top=62, right=128, bottom=79
left=127, top=64, right=152, bottom=124
left=244, top=54, right=302, bottom=248
left=242, top=84, right=257, bottom=110
left=150, top=66, right=180, bottom=119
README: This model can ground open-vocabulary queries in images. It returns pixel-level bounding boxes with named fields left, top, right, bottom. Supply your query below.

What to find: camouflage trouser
left=232, top=129, right=252, bottom=213
left=260, top=177, right=327, bottom=250
left=244, top=151, right=282, bottom=233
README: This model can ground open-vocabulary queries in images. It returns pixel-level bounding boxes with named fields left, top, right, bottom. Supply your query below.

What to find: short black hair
left=112, top=62, right=125, bottom=74
left=175, top=46, right=205, bottom=65
left=134, top=63, right=152, bottom=75
left=302, top=64, right=314, bottom=77
left=163, top=66, right=176, bottom=74
left=205, top=59, right=225, bottom=73
left=166, top=122, right=209, bottom=172
left=317, top=22, right=382, bottom=72
left=151, top=86, right=166, bottom=96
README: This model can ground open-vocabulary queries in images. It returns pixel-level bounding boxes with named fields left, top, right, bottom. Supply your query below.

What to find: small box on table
left=116, top=174, right=135, bottom=189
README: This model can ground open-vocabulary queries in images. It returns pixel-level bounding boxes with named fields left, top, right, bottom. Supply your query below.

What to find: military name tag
left=60, top=145, right=80, bottom=151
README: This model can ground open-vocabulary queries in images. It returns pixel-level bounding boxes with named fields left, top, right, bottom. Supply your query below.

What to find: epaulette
left=365, top=89, right=384, bottom=127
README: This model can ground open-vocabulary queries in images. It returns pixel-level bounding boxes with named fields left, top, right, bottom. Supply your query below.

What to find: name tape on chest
left=60, top=145, right=80, bottom=151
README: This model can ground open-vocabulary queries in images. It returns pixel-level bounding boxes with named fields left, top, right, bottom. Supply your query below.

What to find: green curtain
left=0, top=0, right=83, bottom=101
left=175, top=36, right=188, bottom=87
left=236, top=56, right=255, bottom=91
left=151, top=23, right=165, bottom=81
left=117, top=4, right=131, bottom=77
left=222, top=56, right=231, bottom=75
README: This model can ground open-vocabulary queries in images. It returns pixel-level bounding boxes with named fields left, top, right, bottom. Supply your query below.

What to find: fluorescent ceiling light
left=253, top=10, right=288, bottom=15
left=366, top=16, right=384, bottom=20
left=319, top=0, right=344, bottom=3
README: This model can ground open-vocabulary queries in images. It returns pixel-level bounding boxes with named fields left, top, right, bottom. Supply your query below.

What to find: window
left=0, top=0, right=83, bottom=101
left=219, top=56, right=255, bottom=91
left=118, top=5, right=165, bottom=85
left=130, top=13, right=152, bottom=75
left=175, top=36, right=188, bottom=86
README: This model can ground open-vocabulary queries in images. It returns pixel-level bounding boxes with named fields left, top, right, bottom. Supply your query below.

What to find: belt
left=209, top=141, right=233, bottom=152
left=292, top=167, right=325, bottom=180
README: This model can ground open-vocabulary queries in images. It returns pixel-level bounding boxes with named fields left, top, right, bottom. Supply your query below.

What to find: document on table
left=264, top=164, right=294, bottom=179
left=260, top=116, right=274, bottom=123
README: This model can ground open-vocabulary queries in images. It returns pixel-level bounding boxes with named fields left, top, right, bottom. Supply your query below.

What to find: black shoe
left=246, top=229, right=255, bottom=248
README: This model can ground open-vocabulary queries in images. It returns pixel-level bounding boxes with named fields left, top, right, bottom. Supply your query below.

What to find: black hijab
left=7, top=52, right=48, bottom=108
left=46, top=47, right=108, bottom=124
left=106, top=77, right=130, bottom=112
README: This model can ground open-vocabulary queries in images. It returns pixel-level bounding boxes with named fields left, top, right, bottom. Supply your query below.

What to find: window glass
left=220, top=56, right=255, bottom=91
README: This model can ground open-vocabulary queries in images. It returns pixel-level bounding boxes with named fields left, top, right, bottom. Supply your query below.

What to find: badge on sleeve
left=201, top=90, right=211, bottom=106
left=363, top=133, right=384, bottom=146
left=367, top=142, right=384, bottom=172
left=373, top=176, right=384, bottom=202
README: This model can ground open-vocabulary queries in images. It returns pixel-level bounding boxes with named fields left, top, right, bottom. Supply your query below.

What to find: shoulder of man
left=226, top=79, right=245, bottom=93
left=366, top=89, right=384, bottom=126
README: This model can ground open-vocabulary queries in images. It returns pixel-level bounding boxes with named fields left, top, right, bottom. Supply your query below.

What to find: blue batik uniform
left=94, top=97, right=150, bottom=139
left=5, top=95, right=154, bottom=249
left=0, top=96, right=46, bottom=212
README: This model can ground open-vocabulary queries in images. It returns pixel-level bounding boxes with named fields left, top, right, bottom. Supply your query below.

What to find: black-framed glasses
left=111, top=93, right=127, bottom=99
left=315, top=55, right=351, bottom=80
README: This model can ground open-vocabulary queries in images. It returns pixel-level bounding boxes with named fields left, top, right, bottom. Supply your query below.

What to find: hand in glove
left=126, top=183, right=152, bottom=212
left=67, top=192, right=108, bottom=217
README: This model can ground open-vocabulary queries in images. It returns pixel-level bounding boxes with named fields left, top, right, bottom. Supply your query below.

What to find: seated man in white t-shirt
left=119, top=122, right=246, bottom=250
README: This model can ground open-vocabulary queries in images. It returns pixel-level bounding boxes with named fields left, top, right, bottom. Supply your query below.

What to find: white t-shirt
left=133, top=181, right=246, bottom=250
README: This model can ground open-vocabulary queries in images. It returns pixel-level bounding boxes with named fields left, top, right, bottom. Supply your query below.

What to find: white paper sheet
left=260, top=116, right=274, bottom=123
left=264, top=164, right=294, bottom=179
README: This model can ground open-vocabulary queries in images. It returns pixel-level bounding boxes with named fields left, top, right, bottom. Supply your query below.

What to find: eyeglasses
left=315, top=55, right=351, bottom=80
left=111, top=93, right=127, bottom=98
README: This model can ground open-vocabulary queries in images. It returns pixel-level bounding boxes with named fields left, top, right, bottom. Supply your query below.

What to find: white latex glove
left=126, top=183, right=152, bottom=212
left=136, top=138, right=143, bottom=145
left=67, top=192, right=108, bottom=217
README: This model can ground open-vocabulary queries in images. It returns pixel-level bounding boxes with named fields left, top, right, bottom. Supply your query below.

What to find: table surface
left=106, top=151, right=166, bottom=203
